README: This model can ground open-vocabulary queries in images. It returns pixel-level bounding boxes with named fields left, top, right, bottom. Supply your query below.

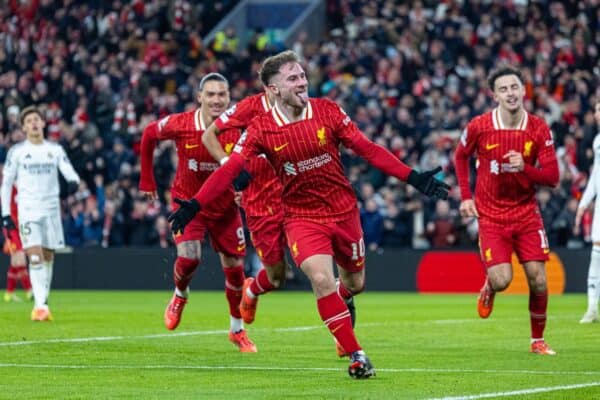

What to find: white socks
left=29, top=259, right=54, bottom=309
left=587, top=246, right=600, bottom=313
left=230, top=316, right=243, bottom=333
left=175, top=287, right=189, bottom=298
left=45, top=260, right=53, bottom=292
left=29, top=263, right=49, bottom=309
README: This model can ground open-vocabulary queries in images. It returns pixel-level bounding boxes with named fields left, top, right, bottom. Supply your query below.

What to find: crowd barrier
left=0, top=247, right=591, bottom=293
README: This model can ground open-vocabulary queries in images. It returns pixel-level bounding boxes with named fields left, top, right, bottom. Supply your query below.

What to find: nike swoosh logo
left=237, top=245, right=246, bottom=252
left=185, top=143, right=200, bottom=149
left=274, top=143, right=288, bottom=152
left=485, top=143, right=499, bottom=150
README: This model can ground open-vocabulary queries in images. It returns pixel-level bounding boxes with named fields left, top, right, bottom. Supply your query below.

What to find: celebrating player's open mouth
left=297, top=91, right=308, bottom=105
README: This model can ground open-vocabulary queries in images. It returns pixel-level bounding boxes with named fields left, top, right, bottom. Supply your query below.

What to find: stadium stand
left=0, top=0, right=598, bottom=249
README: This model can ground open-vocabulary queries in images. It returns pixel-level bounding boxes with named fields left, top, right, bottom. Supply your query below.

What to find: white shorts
left=18, top=210, right=65, bottom=250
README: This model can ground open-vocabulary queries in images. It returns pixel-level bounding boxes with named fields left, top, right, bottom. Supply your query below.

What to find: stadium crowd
left=1, top=0, right=599, bottom=250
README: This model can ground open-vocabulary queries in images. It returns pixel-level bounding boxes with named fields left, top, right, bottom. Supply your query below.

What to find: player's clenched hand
left=167, top=198, right=201, bottom=234
left=459, top=199, right=479, bottom=218
left=407, top=167, right=450, bottom=200
left=503, top=150, right=524, bottom=171
left=1, top=215, right=18, bottom=241
left=67, top=181, right=80, bottom=195
left=232, top=169, right=252, bottom=191
left=1, top=215, right=16, bottom=232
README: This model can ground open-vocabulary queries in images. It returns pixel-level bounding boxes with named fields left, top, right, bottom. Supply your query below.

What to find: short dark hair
left=19, top=105, right=44, bottom=125
left=198, top=72, right=228, bottom=91
left=487, top=65, right=523, bottom=91
left=259, top=50, right=300, bottom=86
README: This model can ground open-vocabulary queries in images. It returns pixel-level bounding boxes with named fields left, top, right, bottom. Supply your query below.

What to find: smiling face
left=268, top=62, right=308, bottom=110
left=492, top=74, right=524, bottom=113
left=198, top=79, right=230, bottom=120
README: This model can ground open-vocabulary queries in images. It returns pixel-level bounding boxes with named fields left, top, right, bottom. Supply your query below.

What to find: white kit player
left=575, top=100, right=600, bottom=323
left=0, top=106, right=80, bottom=321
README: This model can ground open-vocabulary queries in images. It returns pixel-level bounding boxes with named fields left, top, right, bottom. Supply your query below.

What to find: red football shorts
left=172, top=205, right=246, bottom=257
left=284, top=210, right=365, bottom=272
left=478, top=218, right=550, bottom=268
left=247, top=212, right=286, bottom=266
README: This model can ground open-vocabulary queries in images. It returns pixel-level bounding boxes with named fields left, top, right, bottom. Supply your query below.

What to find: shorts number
left=538, top=229, right=549, bottom=249
left=351, top=238, right=365, bottom=261
left=19, top=222, right=31, bottom=237
left=236, top=227, right=246, bottom=246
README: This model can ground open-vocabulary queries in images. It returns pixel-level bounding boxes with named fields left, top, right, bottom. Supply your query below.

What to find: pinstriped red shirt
left=215, top=93, right=283, bottom=217
left=139, top=109, right=240, bottom=220
left=454, top=108, right=559, bottom=225
left=193, top=99, right=413, bottom=221
left=230, top=98, right=412, bottom=223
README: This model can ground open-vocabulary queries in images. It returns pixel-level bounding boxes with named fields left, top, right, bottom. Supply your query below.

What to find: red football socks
left=317, top=291, right=360, bottom=354
left=529, top=289, right=548, bottom=339
left=6, top=265, right=17, bottom=292
left=250, top=268, right=275, bottom=296
left=173, top=257, right=199, bottom=292
left=223, top=265, right=245, bottom=318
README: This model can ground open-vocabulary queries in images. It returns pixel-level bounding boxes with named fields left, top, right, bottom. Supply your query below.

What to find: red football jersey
left=455, top=108, right=559, bottom=224
left=233, top=98, right=411, bottom=223
left=140, top=109, right=240, bottom=219
left=193, top=99, right=413, bottom=222
left=215, top=93, right=283, bottom=217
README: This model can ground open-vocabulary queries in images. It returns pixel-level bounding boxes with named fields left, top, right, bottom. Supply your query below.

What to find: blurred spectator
left=64, top=197, right=85, bottom=247
left=360, top=198, right=384, bottom=252
left=1, top=0, right=598, bottom=249
left=552, top=198, right=579, bottom=247
left=426, top=200, right=458, bottom=248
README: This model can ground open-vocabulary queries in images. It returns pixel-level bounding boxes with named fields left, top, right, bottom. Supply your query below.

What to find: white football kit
left=579, top=134, right=600, bottom=242
left=0, top=139, right=80, bottom=249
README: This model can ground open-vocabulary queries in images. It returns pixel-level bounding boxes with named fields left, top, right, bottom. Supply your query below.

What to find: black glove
left=167, top=198, right=201, bottom=234
left=232, top=169, right=252, bottom=191
left=407, top=166, right=450, bottom=200
left=67, top=181, right=79, bottom=195
left=1, top=215, right=16, bottom=232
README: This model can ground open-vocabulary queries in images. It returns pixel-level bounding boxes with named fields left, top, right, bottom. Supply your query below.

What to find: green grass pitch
left=1, top=290, right=599, bottom=399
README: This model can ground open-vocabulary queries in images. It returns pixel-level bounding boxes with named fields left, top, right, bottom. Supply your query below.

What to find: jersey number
left=351, top=238, right=365, bottom=261
left=20, top=222, right=31, bottom=237
left=538, top=229, right=549, bottom=250
left=236, top=227, right=246, bottom=246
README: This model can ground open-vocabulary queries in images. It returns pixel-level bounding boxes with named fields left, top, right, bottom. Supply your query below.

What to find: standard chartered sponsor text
left=297, top=153, right=332, bottom=172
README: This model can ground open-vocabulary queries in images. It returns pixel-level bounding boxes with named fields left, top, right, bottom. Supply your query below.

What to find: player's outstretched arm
left=453, top=142, right=473, bottom=201
left=167, top=153, right=246, bottom=234
left=406, top=166, right=450, bottom=200
left=202, top=122, right=230, bottom=165
left=57, top=145, right=80, bottom=186
left=202, top=123, right=252, bottom=190
left=167, top=198, right=201, bottom=235
left=348, top=133, right=449, bottom=200
left=139, top=121, right=160, bottom=198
